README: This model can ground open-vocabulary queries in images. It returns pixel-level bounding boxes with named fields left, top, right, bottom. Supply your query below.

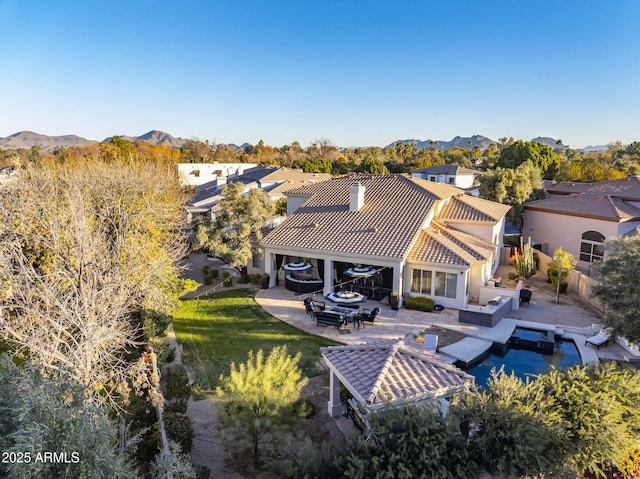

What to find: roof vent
left=349, top=182, right=366, bottom=212
left=310, top=222, right=319, bottom=228
left=369, top=226, right=379, bottom=233
left=596, top=196, right=604, bottom=200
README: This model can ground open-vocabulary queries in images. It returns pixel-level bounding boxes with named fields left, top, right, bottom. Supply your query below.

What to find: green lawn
left=171, top=288, right=341, bottom=396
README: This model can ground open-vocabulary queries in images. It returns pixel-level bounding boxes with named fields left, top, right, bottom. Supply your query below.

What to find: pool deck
left=182, top=253, right=631, bottom=365
left=252, top=274, right=631, bottom=366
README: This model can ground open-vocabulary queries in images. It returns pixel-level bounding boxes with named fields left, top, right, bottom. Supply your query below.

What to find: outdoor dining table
left=326, top=306, right=362, bottom=330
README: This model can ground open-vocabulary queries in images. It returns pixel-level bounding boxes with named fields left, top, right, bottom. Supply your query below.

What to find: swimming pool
left=466, top=328, right=582, bottom=387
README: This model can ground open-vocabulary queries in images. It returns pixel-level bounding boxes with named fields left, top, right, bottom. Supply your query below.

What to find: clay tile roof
left=262, top=174, right=456, bottom=258
left=321, top=337, right=474, bottom=405
left=407, top=222, right=496, bottom=265
left=438, top=194, right=511, bottom=223
left=412, top=164, right=479, bottom=176
left=525, top=193, right=640, bottom=221
left=548, top=177, right=640, bottom=201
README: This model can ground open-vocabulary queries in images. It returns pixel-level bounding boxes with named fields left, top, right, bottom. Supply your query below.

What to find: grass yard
left=172, top=288, right=341, bottom=397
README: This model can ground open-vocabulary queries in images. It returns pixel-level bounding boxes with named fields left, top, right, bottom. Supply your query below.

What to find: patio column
left=328, top=370, right=342, bottom=417
left=392, top=262, right=404, bottom=307
left=265, top=251, right=275, bottom=287
left=323, top=259, right=333, bottom=297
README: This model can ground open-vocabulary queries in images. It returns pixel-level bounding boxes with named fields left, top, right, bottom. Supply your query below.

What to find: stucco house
left=411, top=164, right=482, bottom=196
left=523, top=176, right=640, bottom=274
left=185, top=165, right=331, bottom=223
left=260, top=174, right=510, bottom=309
left=177, top=162, right=258, bottom=187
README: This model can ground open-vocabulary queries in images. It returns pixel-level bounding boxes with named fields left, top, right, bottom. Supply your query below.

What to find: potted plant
left=388, top=291, right=400, bottom=310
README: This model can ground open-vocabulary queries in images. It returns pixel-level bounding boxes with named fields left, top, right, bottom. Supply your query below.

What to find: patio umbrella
left=283, top=261, right=313, bottom=272
left=344, top=266, right=377, bottom=278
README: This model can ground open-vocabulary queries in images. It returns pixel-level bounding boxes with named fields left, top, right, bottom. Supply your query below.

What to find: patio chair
left=357, top=307, right=380, bottom=327
left=303, top=297, right=325, bottom=316
left=585, top=329, right=611, bottom=349
left=520, top=289, right=532, bottom=307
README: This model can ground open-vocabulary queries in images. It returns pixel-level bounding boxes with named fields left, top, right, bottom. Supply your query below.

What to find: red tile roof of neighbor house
left=547, top=176, right=640, bottom=200
left=321, top=336, right=474, bottom=405
left=527, top=176, right=640, bottom=221
left=261, top=174, right=507, bottom=259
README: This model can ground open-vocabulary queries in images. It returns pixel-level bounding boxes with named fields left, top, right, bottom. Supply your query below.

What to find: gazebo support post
left=328, top=370, right=342, bottom=418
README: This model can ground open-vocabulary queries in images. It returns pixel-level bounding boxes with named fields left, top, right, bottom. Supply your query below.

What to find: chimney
left=349, top=182, right=366, bottom=212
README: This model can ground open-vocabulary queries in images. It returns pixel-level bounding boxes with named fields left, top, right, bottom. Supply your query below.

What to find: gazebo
left=320, top=336, right=474, bottom=422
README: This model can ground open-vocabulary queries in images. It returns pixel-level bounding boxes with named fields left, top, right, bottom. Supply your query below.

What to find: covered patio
left=320, top=336, right=475, bottom=422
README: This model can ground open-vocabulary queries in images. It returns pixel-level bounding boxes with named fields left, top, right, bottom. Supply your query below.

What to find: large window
left=435, top=272, right=457, bottom=298
left=412, top=269, right=457, bottom=298
left=411, top=269, right=432, bottom=294
left=580, top=231, right=605, bottom=263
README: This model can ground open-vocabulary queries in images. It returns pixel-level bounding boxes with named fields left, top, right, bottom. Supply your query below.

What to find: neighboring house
left=261, top=174, right=510, bottom=309
left=177, top=162, right=258, bottom=187
left=523, top=176, right=640, bottom=274
left=184, top=165, right=332, bottom=223
left=410, top=164, right=482, bottom=196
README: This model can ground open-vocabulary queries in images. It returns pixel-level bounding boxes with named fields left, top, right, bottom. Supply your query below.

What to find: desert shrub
left=404, top=296, right=435, bottom=312
left=164, top=412, right=194, bottom=453
left=290, top=398, right=315, bottom=419
left=223, top=276, right=233, bottom=287
left=166, top=364, right=191, bottom=401
left=143, top=309, right=172, bottom=338
left=249, top=273, right=263, bottom=284
left=212, top=269, right=219, bottom=278
left=203, top=274, right=213, bottom=285
left=165, top=399, right=189, bottom=415
left=203, top=265, right=210, bottom=275
left=223, top=271, right=230, bottom=279
left=150, top=337, right=172, bottom=366
left=165, top=346, right=176, bottom=363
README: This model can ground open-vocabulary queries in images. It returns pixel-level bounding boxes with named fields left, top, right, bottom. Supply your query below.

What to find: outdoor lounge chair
left=357, top=307, right=380, bottom=327
left=303, top=297, right=326, bottom=316
left=585, top=329, right=611, bottom=349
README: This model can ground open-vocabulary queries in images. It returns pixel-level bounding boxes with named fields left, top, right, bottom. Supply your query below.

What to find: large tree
left=194, top=182, right=274, bottom=279
left=0, top=156, right=193, bottom=408
left=592, top=235, right=640, bottom=343
left=476, top=160, right=542, bottom=229
left=497, top=140, right=561, bottom=179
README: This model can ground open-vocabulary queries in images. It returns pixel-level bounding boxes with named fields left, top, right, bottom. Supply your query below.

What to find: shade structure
left=282, top=261, right=313, bottom=272
left=344, top=266, right=377, bottom=278
left=326, top=290, right=366, bottom=304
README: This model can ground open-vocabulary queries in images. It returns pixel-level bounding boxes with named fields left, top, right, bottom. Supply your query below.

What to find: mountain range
left=0, top=130, right=611, bottom=152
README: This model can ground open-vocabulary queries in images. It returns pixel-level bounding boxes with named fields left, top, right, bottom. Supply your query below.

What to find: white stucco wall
left=177, top=163, right=258, bottom=187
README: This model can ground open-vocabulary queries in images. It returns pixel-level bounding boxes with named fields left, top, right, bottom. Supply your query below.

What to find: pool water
left=466, top=328, right=582, bottom=387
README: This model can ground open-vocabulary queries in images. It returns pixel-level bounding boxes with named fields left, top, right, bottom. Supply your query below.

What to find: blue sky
left=1, top=1, right=638, bottom=149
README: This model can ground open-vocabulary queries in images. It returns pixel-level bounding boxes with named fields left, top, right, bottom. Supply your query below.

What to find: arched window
left=580, top=231, right=605, bottom=263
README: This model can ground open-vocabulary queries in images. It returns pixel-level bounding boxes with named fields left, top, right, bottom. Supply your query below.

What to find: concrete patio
left=254, top=271, right=632, bottom=364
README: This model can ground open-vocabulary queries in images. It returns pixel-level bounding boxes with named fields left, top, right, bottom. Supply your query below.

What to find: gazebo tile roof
left=321, top=337, right=474, bottom=406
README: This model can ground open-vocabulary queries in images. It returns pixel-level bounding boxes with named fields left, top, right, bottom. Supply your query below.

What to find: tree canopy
left=0, top=156, right=193, bottom=409
left=193, top=182, right=274, bottom=278
left=497, top=140, right=561, bottom=179
left=592, top=235, right=640, bottom=343
left=476, top=160, right=542, bottom=229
